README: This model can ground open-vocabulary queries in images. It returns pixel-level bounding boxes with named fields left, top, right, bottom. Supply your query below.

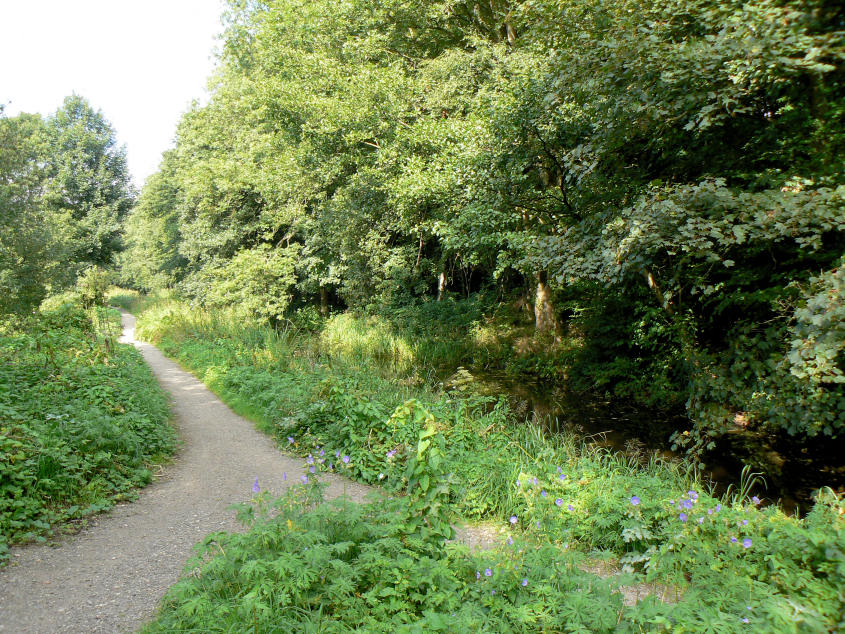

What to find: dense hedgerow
left=136, top=299, right=845, bottom=631
left=0, top=298, right=176, bottom=562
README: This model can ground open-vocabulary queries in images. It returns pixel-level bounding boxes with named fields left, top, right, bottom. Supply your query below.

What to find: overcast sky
left=0, top=0, right=224, bottom=187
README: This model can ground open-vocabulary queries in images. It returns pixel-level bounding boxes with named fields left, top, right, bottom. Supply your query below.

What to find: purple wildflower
left=555, top=498, right=563, bottom=507
left=306, top=455, right=314, bottom=464
left=516, top=479, right=521, bottom=487
left=288, top=436, right=294, bottom=444
left=521, top=578, right=528, bottom=587
left=742, top=617, right=749, bottom=624
left=476, top=571, right=481, bottom=580
left=707, top=508, right=713, bottom=515
left=309, top=466, right=315, bottom=473
left=301, top=475, right=308, bottom=484
left=679, top=513, right=688, bottom=522
left=568, top=504, right=574, bottom=511
left=541, top=490, right=548, bottom=497
left=688, top=490, right=698, bottom=501
left=252, top=478, right=260, bottom=493
left=698, top=517, right=704, bottom=524
left=751, top=496, right=760, bottom=506
left=484, top=568, right=493, bottom=577
left=342, top=455, right=350, bottom=464
left=742, top=538, right=752, bottom=549
left=531, top=477, right=538, bottom=486
left=283, top=472, right=287, bottom=481
left=742, top=519, right=748, bottom=526
left=731, top=536, right=738, bottom=543
left=559, top=474, right=567, bottom=481
left=557, top=466, right=563, bottom=474
left=631, top=496, right=640, bottom=506
left=715, top=504, right=722, bottom=511
left=507, top=536, right=513, bottom=545
left=510, top=515, right=518, bottom=524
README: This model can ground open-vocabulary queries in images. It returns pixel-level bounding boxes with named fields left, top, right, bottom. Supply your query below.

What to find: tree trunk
left=437, top=269, right=447, bottom=301
left=319, top=286, right=329, bottom=317
left=534, top=271, right=561, bottom=340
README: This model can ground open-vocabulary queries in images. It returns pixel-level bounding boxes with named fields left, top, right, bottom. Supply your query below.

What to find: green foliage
left=76, top=266, right=112, bottom=308
left=120, top=0, right=843, bottom=453
left=0, top=298, right=175, bottom=562
left=145, top=479, right=626, bottom=633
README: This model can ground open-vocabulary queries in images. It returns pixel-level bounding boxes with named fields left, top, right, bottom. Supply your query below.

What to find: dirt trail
left=0, top=311, right=372, bottom=633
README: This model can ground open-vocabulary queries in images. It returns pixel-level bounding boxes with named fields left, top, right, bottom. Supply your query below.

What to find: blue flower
left=521, top=578, right=528, bottom=586
left=631, top=496, right=640, bottom=506
left=715, top=504, right=722, bottom=512
left=557, top=466, right=562, bottom=474
left=282, top=472, right=287, bottom=481
left=301, top=475, right=309, bottom=484
left=516, top=479, right=521, bottom=487
left=742, top=538, right=752, bottom=549
left=742, top=519, right=748, bottom=526
left=679, top=513, right=688, bottom=522
left=555, top=498, right=563, bottom=507
left=252, top=478, right=260, bottom=493
left=507, top=536, right=513, bottom=545
left=342, top=455, right=350, bottom=464
left=510, top=515, right=518, bottom=524
left=288, top=436, right=294, bottom=444
left=751, top=496, right=760, bottom=506
left=568, top=504, right=574, bottom=511
left=688, top=490, right=698, bottom=501
left=309, top=466, right=315, bottom=473
left=742, top=617, right=749, bottom=624
left=484, top=568, right=493, bottom=577
left=531, top=477, right=538, bottom=486
left=559, top=474, right=567, bottom=481
left=731, top=536, right=738, bottom=543
left=541, top=490, right=548, bottom=497
left=306, top=455, right=314, bottom=464
left=476, top=571, right=480, bottom=580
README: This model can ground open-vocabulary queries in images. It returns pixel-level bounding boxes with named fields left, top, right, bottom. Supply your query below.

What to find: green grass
left=133, top=297, right=845, bottom=632
left=0, top=295, right=176, bottom=563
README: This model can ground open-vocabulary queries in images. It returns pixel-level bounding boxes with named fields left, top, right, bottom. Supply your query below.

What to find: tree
left=43, top=94, right=134, bottom=269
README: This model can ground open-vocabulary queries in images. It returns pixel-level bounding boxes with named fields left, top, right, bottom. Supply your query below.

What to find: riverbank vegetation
left=0, top=296, right=176, bottom=563
left=119, top=0, right=844, bottom=471
left=129, top=296, right=844, bottom=632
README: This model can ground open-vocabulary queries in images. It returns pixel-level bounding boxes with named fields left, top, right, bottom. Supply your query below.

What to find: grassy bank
left=132, top=295, right=844, bottom=632
left=0, top=295, right=176, bottom=563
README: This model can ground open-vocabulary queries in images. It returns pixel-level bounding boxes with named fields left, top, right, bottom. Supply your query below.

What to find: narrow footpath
left=0, top=311, right=372, bottom=633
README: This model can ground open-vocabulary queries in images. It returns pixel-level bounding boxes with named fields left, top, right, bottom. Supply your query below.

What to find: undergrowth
left=133, top=297, right=845, bottom=632
left=0, top=294, right=176, bottom=563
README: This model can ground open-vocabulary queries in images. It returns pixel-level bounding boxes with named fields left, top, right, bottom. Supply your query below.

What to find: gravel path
left=0, top=311, right=372, bottom=634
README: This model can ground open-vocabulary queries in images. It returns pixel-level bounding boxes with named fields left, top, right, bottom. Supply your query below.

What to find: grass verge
left=0, top=294, right=176, bottom=563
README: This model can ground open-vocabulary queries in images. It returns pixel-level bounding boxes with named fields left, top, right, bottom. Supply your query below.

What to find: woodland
left=1, top=0, right=844, bottom=631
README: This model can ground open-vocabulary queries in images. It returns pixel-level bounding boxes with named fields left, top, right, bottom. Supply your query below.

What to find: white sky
left=0, top=0, right=224, bottom=188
